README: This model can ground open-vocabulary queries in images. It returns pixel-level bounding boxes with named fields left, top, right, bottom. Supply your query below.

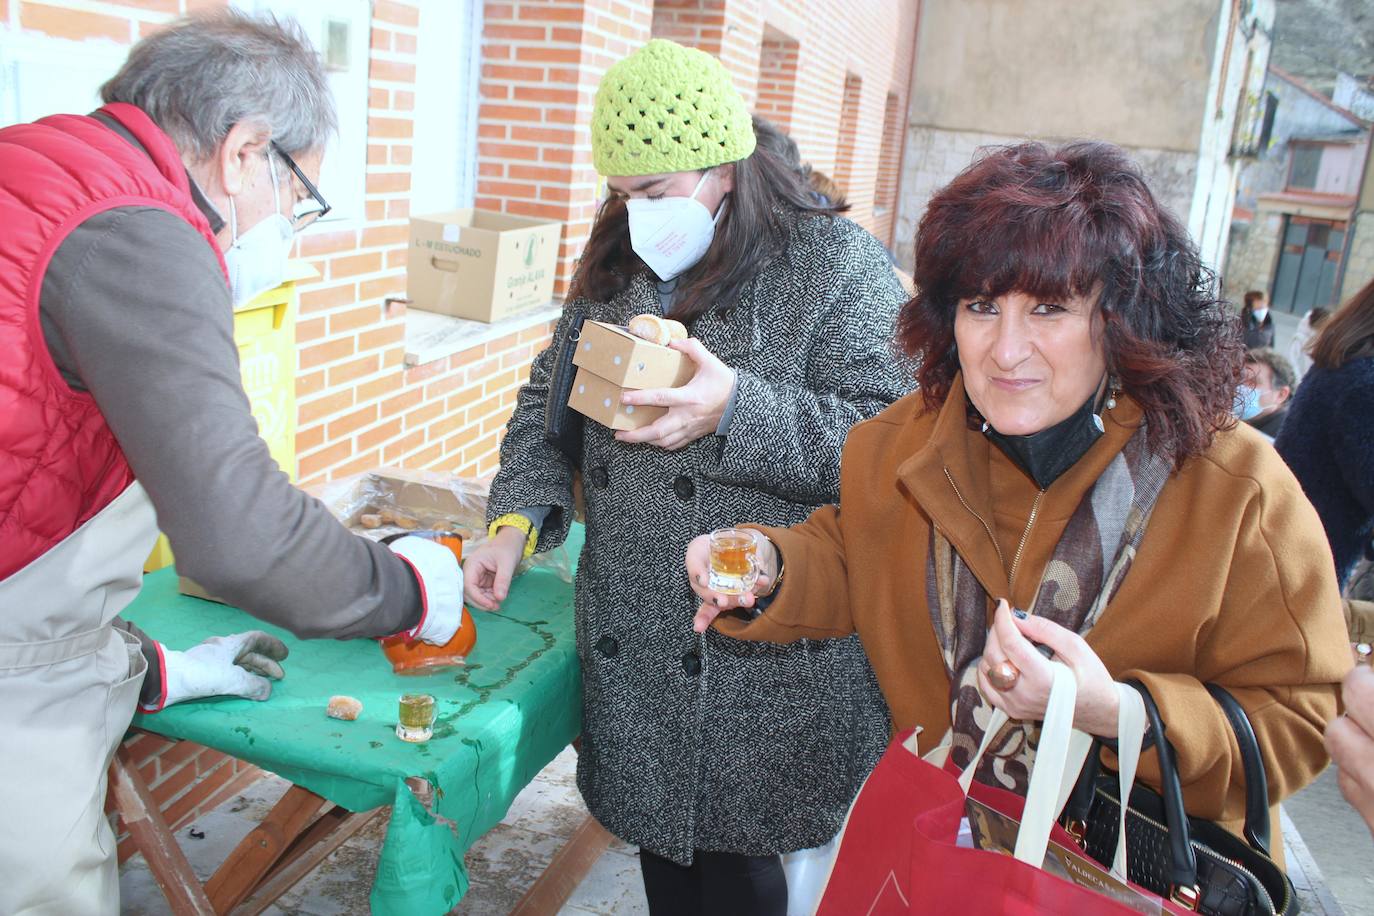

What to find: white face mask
left=224, top=150, right=295, bottom=307
left=1251, top=307, right=1269, bottom=323
left=626, top=171, right=723, bottom=282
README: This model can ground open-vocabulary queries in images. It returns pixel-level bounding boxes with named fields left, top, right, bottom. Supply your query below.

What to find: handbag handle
left=1063, top=682, right=1202, bottom=896
left=543, top=303, right=588, bottom=467
left=1125, top=678, right=1200, bottom=893
left=1065, top=682, right=1275, bottom=867
left=1204, top=684, right=1272, bottom=856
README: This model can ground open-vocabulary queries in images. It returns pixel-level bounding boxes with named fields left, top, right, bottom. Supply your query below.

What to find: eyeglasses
left=271, top=142, right=331, bottom=230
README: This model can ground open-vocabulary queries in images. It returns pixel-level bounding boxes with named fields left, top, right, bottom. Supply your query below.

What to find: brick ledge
left=405, top=303, right=561, bottom=368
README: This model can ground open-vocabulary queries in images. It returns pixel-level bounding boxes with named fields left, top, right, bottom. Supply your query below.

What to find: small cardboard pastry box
left=569, top=320, right=695, bottom=430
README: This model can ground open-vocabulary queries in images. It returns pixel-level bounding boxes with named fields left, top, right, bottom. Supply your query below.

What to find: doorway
left=1271, top=216, right=1346, bottom=314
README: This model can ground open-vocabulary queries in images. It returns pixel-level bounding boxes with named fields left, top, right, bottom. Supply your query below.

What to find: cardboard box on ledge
left=407, top=209, right=562, bottom=323
left=568, top=321, right=695, bottom=430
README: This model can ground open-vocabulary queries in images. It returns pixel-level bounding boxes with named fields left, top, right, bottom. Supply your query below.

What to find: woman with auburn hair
left=1277, top=278, right=1374, bottom=590
left=687, top=141, right=1350, bottom=850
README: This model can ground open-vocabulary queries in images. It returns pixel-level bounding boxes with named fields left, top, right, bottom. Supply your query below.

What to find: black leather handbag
left=1061, top=681, right=1296, bottom=915
left=543, top=304, right=587, bottom=468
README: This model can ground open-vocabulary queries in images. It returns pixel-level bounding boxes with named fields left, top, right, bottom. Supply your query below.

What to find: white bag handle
left=956, top=663, right=1148, bottom=876
left=1108, top=683, right=1147, bottom=880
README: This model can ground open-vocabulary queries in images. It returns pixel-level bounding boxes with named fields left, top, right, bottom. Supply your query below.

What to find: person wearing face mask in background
left=1236, top=347, right=1296, bottom=441
left=0, top=13, right=462, bottom=914
left=1241, top=289, right=1276, bottom=348
left=462, top=39, right=906, bottom=915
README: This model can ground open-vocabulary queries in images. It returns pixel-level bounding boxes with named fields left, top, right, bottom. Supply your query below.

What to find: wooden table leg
left=110, top=747, right=216, bottom=916
left=231, top=806, right=384, bottom=916
left=508, top=815, right=615, bottom=916
left=202, top=784, right=332, bottom=913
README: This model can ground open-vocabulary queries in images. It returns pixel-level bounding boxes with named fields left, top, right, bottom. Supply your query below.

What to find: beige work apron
left=0, top=482, right=158, bottom=916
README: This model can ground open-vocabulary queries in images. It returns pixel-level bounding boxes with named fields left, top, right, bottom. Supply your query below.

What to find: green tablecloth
left=123, top=528, right=583, bottom=916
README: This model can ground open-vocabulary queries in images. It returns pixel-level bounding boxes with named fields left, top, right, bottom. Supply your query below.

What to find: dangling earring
left=981, top=421, right=990, bottom=434
left=1093, top=374, right=1118, bottom=432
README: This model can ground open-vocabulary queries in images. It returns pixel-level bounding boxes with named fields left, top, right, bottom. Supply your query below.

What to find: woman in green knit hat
left=466, top=39, right=907, bottom=913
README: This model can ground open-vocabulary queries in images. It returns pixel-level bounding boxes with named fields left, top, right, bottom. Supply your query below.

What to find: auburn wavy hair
left=899, top=141, right=1244, bottom=466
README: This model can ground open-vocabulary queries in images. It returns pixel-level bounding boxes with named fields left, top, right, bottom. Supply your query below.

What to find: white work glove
left=389, top=535, right=465, bottom=645
left=162, top=631, right=290, bottom=707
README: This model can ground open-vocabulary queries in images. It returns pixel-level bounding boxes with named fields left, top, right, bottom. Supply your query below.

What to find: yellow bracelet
left=489, top=513, right=539, bottom=559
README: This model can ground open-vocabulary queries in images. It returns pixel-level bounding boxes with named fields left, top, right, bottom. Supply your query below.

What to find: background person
left=1237, top=347, right=1296, bottom=441
left=1241, top=289, right=1276, bottom=348
left=463, top=39, right=904, bottom=916
left=1289, top=306, right=1330, bottom=381
left=0, top=14, right=462, bottom=913
left=1276, top=278, right=1374, bottom=592
left=688, top=141, right=1349, bottom=847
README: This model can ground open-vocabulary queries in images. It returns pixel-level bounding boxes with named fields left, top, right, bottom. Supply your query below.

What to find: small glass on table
left=708, top=528, right=760, bottom=596
left=396, top=693, right=437, bottom=743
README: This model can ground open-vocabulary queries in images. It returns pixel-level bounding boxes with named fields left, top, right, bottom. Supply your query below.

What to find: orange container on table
left=380, top=532, right=477, bottom=675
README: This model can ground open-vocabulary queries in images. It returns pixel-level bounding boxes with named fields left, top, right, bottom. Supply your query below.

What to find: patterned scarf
left=926, top=426, right=1171, bottom=795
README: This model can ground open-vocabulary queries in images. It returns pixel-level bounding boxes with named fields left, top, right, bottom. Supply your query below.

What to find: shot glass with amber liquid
left=708, top=528, right=759, bottom=595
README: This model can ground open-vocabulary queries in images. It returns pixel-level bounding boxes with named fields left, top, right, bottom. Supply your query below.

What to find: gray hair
left=100, top=10, right=336, bottom=160
left=1245, top=347, right=1296, bottom=392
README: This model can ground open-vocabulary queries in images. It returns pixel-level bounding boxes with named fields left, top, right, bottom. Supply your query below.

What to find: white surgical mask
left=626, top=171, right=722, bottom=282
left=1251, top=307, right=1269, bottom=323
left=224, top=150, right=295, bottom=306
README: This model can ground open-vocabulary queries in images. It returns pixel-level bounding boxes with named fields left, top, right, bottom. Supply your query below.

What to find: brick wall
left=754, top=25, right=799, bottom=130
left=873, top=91, right=906, bottom=245
left=478, top=0, right=920, bottom=293
left=293, top=0, right=551, bottom=485
left=831, top=72, right=863, bottom=203
left=109, top=732, right=265, bottom=864
left=648, top=0, right=921, bottom=246
left=476, top=0, right=655, bottom=298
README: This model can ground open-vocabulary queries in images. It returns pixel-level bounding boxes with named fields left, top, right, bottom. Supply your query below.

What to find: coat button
left=673, top=475, right=695, bottom=500
left=681, top=650, right=701, bottom=677
left=596, top=635, right=619, bottom=658
left=589, top=466, right=609, bottom=489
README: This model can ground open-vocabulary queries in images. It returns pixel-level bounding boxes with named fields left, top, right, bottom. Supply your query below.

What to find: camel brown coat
left=720, top=376, right=1351, bottom=839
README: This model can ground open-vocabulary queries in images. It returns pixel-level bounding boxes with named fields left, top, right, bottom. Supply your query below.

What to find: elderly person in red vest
left=0, top=13, right=463, bottom=912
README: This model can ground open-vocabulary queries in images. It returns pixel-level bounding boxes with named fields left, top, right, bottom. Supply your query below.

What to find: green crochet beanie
left=592, top=39, right=756, bottom=177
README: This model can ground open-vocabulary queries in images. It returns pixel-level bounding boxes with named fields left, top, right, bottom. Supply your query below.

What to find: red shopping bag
left=815, top=670, right=1183, bottom=915
left=814, top=729, right=1147, bottom=915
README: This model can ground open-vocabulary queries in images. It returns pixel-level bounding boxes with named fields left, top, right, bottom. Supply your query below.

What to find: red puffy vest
left=0, top=103, right=226, bottom=580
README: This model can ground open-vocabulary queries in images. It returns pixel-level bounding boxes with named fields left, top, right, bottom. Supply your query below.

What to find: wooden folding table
left=115, top=530, right=611, bottom=915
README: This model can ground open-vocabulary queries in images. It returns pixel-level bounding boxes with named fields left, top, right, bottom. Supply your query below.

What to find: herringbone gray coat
left=488, top=213, right=908, bottom=865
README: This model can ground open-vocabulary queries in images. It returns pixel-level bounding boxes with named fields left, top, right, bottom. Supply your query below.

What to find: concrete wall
left=892, top=0, right=1274, bottom=273
left=1226, top=207, right=1285, bottom=301
left=1334, top=73, right=1374, bottom=122
left=894, top=126, right=1198, bottom=269
left=1341, top=211, right=1374, bottom=301
left=1189, top=0, right=1275, bottom=275
left=1341, top=146, right=1374, bottom=302
left=905, top=0, right=1217, bottom=150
